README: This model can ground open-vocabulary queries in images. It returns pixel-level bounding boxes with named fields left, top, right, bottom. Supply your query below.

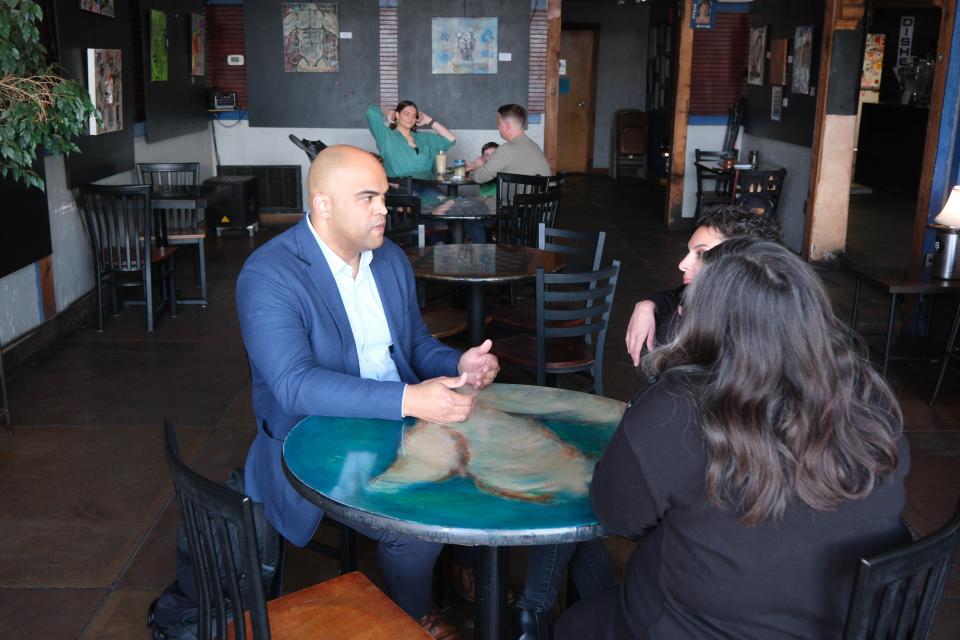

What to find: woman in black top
left=557, top=239, right=909, bottom=639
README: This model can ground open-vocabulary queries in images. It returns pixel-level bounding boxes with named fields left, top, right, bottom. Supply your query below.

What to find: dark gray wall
left=244, top=0, right=380, bottom=127
left=399, top=0, right=530, bottom=129
left=54, top=0, right=136, bottom=185
left=743, top=0, right=823, bottom=147
left=140, top=1, right=209, bottom=142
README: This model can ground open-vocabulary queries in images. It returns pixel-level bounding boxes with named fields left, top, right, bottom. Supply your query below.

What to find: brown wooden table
left=846, top=262, right=960, bottom=379
left=406, top=244, right=563, bottom=344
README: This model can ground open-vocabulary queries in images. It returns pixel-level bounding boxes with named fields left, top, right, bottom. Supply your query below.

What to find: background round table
left=406, top=244, right=564, bottom=344
left=283, top=383, right=625, bottom=639
left=419, top=196, right=502, bottom=244
left=409, top=170, right=477, bottom=196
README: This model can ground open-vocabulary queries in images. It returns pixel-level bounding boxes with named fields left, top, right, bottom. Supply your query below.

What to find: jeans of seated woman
left=518, top=539, right=614, bottom=615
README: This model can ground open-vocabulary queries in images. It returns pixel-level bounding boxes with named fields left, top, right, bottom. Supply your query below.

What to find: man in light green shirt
left=469, top=104, right=551, bottom=184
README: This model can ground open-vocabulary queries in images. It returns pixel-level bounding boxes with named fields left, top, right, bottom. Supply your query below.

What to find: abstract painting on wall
left=861, top=33, right=885, bottom=91
left=86, top=48, right=122, bottom=135
left=747, top=26, right=767, bottom=86
left=150, top=9, right=168, bottom=81
left=282, top=3, right=340, bottom=72
left=191, top=13, right=206, bottom=76
left=432, top=17, right=498, bottom=74
left=792, top=25, right=815, bottom=95
left=80, top=0, right=114, bottom=17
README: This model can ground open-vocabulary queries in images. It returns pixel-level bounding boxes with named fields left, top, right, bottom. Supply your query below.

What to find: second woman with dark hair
left=557, top=239, right=909, bottom=639
left=365, top=101, right=456, bottom=178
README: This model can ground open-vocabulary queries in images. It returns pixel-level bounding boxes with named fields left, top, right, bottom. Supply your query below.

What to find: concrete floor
left=0, top=175, right=957, bottom=638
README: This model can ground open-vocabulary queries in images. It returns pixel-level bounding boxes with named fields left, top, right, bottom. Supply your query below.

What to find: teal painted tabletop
left=283, top=384, right=625, bottom=546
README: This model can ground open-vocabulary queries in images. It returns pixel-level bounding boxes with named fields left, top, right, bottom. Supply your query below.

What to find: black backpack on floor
left=146, top=468, right=283, bottom=640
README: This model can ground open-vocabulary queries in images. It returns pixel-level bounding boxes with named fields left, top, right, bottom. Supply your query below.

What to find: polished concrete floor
left=0, top=175, right=957, bottom=639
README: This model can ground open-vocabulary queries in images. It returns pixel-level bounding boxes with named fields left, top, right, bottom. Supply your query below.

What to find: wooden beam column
left=543, top=0, right=562, bottom=173
left=667, top=0, right=694, bottom=228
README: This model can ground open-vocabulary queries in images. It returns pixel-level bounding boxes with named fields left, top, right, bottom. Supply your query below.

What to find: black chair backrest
left=163, top=421, right=272, bottom=640
left=539, top=224, right=605, bottom=272
left=615, top=110, right=647, bottom=156
left=495, top=172, right=550, bottom=214
left=138, top=162, right=200, bottom=188
left=534, top=260, right=621, bottom=387
left=78, top=184, right=155, bottom=274
left=843, top=498, right=960, bottom=640
left=387, top=175, right=413, bottom=195
left=385, top=194, right=421, bottom=235
left=506, top=191, right=562, bottom=248
left=386, top=223, right=425, bottom=249
left=694, top=148, right=738, bottom=164
left=736, top=168, right=786, bottom=209
left=548, top=172, right=566, bottom=192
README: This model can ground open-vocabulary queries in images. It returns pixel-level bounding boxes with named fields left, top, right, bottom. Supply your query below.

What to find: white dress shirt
left=307, top=217, right=402, bottom=387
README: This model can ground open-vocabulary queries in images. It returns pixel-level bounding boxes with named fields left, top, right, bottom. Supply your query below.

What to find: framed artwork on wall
left=431, top=17, right=498, bottom=74
left=282, top=3, right=340, bottom=72
left=771, top=85, right=783, bottom=122
left=860, top=33, right=885, bottom=91
left=748, top=26, right=767, bottom=86
left=792, top=25, right=815, bottom=95
left=150, top=9, right=168, bottom=81
left=768, top=38, right=787, bottom=85
left=191, top=13, right=206, bottom=76
left=691, top=0, right=716, bottom=30
left=80, top=0, right=114, bottom=17
left=86, top=48, right=123, bottom=135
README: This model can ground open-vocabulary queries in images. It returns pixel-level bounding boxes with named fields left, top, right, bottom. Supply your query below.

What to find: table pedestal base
left=468, top=285, right=486, bottom=346
left=475, top=546, right=509, bottom=640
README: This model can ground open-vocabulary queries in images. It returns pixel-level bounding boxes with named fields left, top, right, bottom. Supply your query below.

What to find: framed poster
left=792, top=25, right=815, bottom=94
left=191, top=13, right=206, bottom=76
left=282, top=3, right=340, bottom=72
left=768, top=38, right=787, bottom=85
left=771, top=85, right=783, bottom=122
left=860, top=33, right=885, bottom=91
left=432, top=17, right=498, bottom=74
left=86, top=48, right=123, bottom=135
left=748, top=26, right=767, bottom=86
left=150, top=10, right=168, bottom=81
left=691, top=0, right=716, bottom=30
left=80, top=0, right=114, bottom=17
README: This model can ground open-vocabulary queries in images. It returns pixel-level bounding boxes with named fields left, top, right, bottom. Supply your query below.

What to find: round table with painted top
left=419, top=196, right=503, bottom=244
left=282, top=383, right=625, bottom=640
left=406, top=243, right=564, bottom=345
left=408, top=170, right=477, bottom=196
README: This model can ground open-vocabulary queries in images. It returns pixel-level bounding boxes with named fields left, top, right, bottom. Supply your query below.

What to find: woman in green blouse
left=365, top=101, right=456, bottom=178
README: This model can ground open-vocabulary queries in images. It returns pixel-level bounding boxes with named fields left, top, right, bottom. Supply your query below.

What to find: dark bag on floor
left=147, top=468, right=283, bottom=640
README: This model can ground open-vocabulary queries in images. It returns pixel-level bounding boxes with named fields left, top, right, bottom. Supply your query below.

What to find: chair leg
left=197, top=241, right=207, bottom=305
left=930, top=304, right=960, bottom=407
left=339, top=525, right=357, bottom=574
left=93, top=268, right=104, bottom=332
left=144, top=264, right=155, bottom=334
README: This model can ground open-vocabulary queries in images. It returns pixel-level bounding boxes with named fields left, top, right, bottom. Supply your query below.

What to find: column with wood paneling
left=543, top=0, right=561, bottom=174
left=667, top=0, right=694, bottom=228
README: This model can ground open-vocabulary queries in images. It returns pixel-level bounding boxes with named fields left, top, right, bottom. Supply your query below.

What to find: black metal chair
left=78, top=184, right=177, bottom=333
left=493, top=261, right=621, bottom=395
left=495, top=172, right=550, bottom=215
left=137, top=162, right=209, bottom=305
left=162, top=421, right=426, bottom=639
left=501, top=191, right=562, bottom=248
left=735, top=168, right=787, bottom=217
left=493, top=225, right=606, bottom=333
left=694, top=148, right=737, bottom=218
left=611, top=109, right=648, bottom=179
left=548, top=172, right=567, bottom=191
left=842, top=498, right=960, bottom=640
left=385, top=194, right=421, bottom=238
left=387, top=175, right=414, bottom=195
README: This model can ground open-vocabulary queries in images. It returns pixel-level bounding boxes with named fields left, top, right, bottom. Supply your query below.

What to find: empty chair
left=495, top=172, right=551, bottom=215
left=493, top=224, right=606, bottom=332
left=735, top=168, right=786, bottom=216
left=501, top=191, right=562, bottom=248
left=162, top=421, right=429, bottom=640
left=493, top=261, right=620, bottom=395
left=137, top=162, right=209, bottom=304
left=694, top=148, right=737, bottom=218
left=385, top=194, right=421, bottom=238
left=611, top=110, right=648, bottom=179
left=548, top=172, right=567, bottom=191
left=843, top=498, right=960, bottom=640
left=78, top=184, right=178, bottom=333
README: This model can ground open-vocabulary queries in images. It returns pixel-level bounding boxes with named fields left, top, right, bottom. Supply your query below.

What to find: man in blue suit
left=237, top=145, right=499, bottom=637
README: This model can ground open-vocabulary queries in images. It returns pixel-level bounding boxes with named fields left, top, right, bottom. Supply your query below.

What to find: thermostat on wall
left=227, top=55, right=245, bottom=66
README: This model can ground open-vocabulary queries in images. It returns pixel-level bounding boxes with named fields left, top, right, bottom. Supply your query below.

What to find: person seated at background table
left=625, top=205, right=781, bottom=365
left=474, top=141, right=499, bottom=198
left=236, top=144, right=499, bottom=639
left=557, top=238, right=910, bottom=639
left=465, top=104, right=551, bottom=244
left=366, top=100, right=456, bottom=181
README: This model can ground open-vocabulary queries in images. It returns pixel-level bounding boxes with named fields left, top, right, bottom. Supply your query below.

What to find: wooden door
left=558, top=27, right=599, bottom=173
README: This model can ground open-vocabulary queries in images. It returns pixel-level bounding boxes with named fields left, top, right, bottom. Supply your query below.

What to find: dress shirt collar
left=306, top=213, right=373, bottom=278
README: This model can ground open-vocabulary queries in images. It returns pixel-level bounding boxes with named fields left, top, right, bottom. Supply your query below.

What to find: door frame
left=558, top=22, right=601, bottom=172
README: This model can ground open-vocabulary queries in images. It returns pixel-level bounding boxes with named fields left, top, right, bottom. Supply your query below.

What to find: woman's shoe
left=516, top=607, right=551, bottom=640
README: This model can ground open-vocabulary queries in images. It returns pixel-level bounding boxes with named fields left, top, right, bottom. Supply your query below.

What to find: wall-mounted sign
left=897, top=16, right=915, bottom=70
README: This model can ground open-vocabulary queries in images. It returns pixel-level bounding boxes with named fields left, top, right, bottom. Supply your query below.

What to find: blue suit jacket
left=236, top=217, right=461, bottom=546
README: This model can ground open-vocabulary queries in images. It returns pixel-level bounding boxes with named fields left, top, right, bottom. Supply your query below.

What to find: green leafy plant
left=0, top=0, right=98, bottom=190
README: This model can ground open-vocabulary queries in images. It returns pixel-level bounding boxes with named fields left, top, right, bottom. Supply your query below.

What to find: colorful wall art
left=191, top=13, right=206, bottom=76
left=150, top=9, right=168, bottom=81
left=792, top=25, right=815, bottom=95
left=86, top=48, right=122, bottom=135
left=748, top=26, right=767, bottom=86
left=432, top=17, right=498, bottom=75
left=282, top=3, right=340, bottom=72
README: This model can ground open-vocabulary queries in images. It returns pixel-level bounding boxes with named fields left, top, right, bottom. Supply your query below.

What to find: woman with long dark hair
left=365, top=100, right=456, bottom=178
left=557, top=238, right=909, bottom=639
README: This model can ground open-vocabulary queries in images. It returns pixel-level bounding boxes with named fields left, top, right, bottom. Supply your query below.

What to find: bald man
left=237, top=145, right=497, bottom=636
